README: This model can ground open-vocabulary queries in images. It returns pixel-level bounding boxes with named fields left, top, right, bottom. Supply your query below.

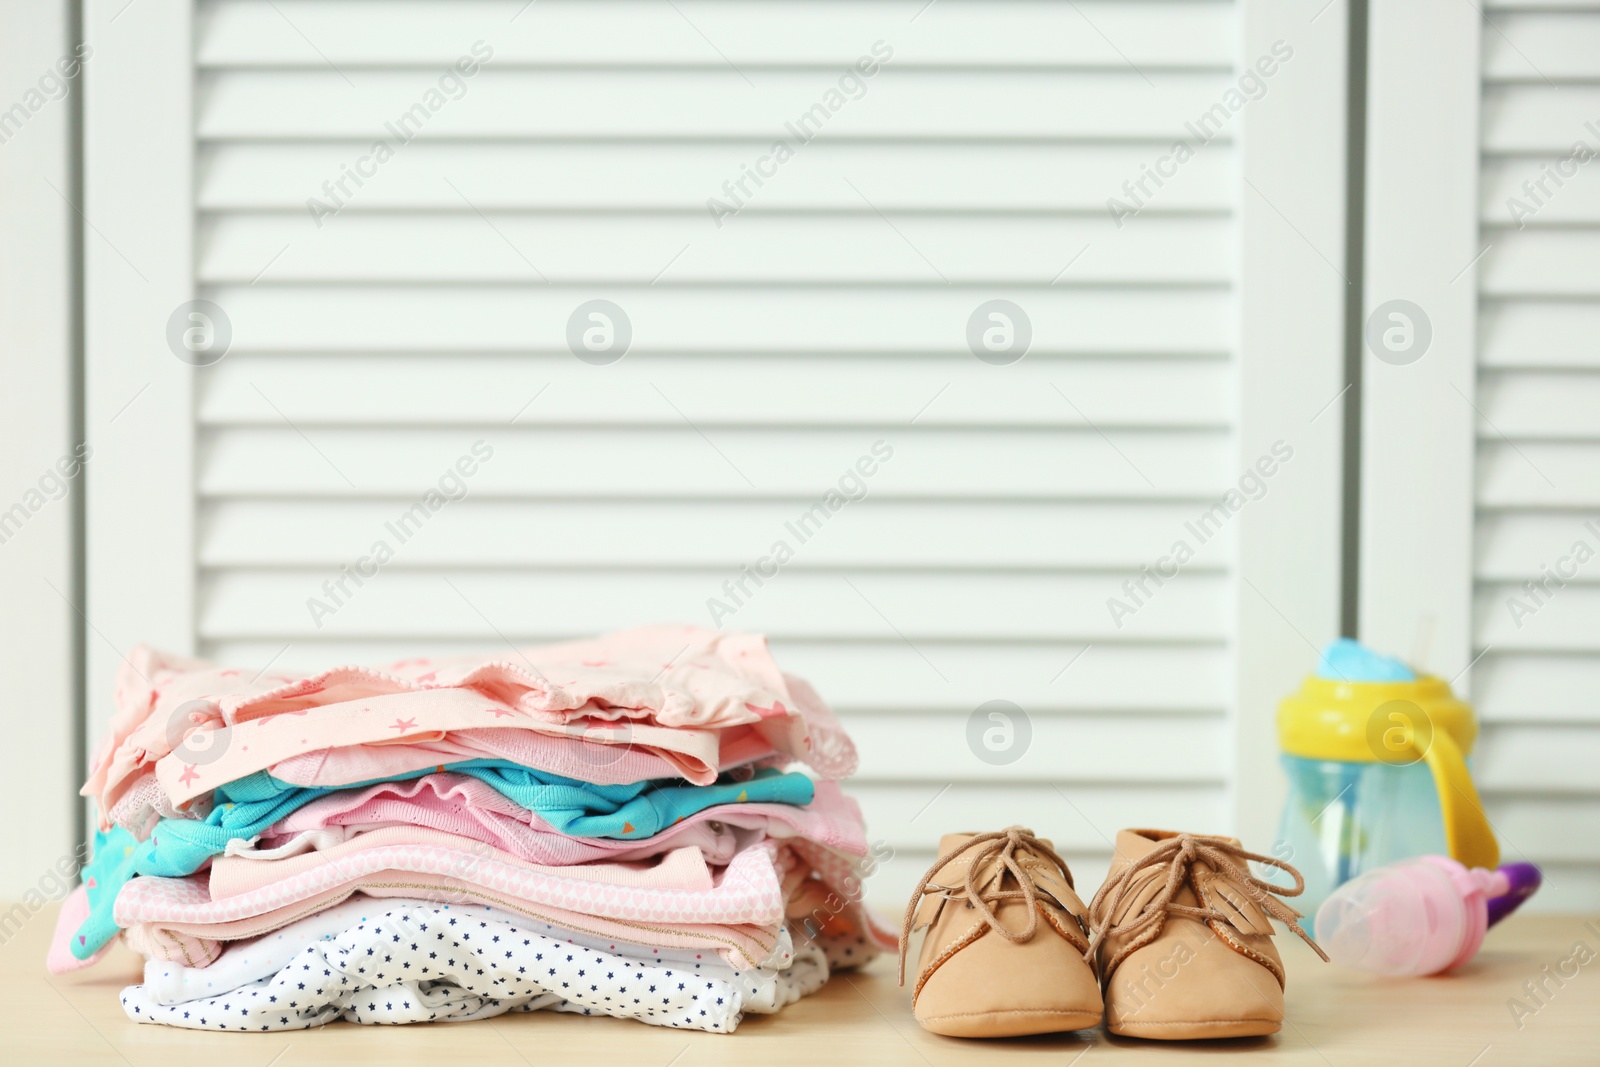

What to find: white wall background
left=1467, top=0, right=1600, bottom=914
left=16, top=1, right=1593, bottom=917
left=75, top=0, right=1351, bottom=911
left=1362, top=0, right=1600, bottom=911
left=0, top=0, right=79, bottom=902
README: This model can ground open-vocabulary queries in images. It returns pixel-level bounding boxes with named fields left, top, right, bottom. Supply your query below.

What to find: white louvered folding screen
left=1472, top=4, right=1600, bottom=910
left=1364, top=0, right=1600, bottom=911
left=86, top=0, right=1349, bottom=907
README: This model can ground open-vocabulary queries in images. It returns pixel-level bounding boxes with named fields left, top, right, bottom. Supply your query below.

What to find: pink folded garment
left=237, top=775, right=869, bottom=870
left=105, top=723, right=783, bottom=837
left=153, top=688, right=726, bottom=814
left=150, top=832, right=783, bottom=925
left=45, top=884, right=115, bottom=974
left=86, top=625, right=856, bottom=830
left=117, top=838, right=791, bottom=972
left=212, top=829, right=721, bottom=898
left=268, top=721, right=780, bottom=791
left=123, top=894, right=785, bottom=974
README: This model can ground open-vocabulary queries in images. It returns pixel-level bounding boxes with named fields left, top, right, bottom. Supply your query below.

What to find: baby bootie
left=899, top=826, right=1103, bottom=1037
left=1087, top=829, right=1327, bottom=1040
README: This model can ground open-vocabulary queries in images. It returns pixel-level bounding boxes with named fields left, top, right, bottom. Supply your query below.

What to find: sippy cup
left=1315, top=856, right=1541, bottom=975
left=1272, top=640, right=1499, bottom=931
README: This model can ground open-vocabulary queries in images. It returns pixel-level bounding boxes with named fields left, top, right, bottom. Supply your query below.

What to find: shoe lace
left=1084, top=832, right=1328, bottom=963
left=897, top=826, right=1077, bottom=985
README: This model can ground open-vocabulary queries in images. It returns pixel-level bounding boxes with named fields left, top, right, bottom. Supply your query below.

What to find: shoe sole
left=1108, top=1017, right=1283, bottom=1040
left=917, top=1008, right=1104, bottom=1038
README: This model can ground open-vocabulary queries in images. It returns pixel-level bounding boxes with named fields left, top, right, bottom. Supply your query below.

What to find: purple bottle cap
left=1486, top=862, right=1542, bottom=927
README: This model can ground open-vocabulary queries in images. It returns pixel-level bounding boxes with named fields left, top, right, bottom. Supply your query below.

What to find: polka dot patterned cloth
left=120, top=905, right=827, bottom=1033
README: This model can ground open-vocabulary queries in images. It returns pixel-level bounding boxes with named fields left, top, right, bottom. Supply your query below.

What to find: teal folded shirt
left=74, top=762, right=812, bottom=960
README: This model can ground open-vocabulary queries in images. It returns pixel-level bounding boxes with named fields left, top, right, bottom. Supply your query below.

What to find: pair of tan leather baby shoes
left=898, top=826, right=1328, bottom=1040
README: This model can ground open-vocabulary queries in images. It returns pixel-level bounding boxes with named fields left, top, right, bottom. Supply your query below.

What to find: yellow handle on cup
left=1279, top=674, right=1501, bottom=869
left=1419, top=728, right=1500, bottom=870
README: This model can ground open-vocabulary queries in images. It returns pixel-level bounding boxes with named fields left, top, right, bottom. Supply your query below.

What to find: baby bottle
left=1315, top=856, right=1541, bottom=975
left=1272, top=639, right=1499, bottom=932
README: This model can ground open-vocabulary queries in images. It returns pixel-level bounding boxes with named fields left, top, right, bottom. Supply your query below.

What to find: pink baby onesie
left=209, top=829, right=722, bottom=898
left=119, top=838, right=789, bottom=973
left=266, top=722, right=780, bottom=792
left=239, top=775, right=870, bottom=868
left=86, top=625, right=857, bottom=830
left=118, top=838, right=894, bottom=977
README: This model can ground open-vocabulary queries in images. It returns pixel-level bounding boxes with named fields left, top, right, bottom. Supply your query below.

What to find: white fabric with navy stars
left=119, top=903, right=830, bottom=1033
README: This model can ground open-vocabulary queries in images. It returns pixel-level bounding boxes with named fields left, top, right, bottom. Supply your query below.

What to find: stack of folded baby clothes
left=47, top=625, right=894, bottom=1033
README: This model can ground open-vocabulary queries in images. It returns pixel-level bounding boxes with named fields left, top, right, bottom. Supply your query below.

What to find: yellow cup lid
left=1278, top=675, right=1478, bottom=763
left=1278, top=673, right=1498, bottom=869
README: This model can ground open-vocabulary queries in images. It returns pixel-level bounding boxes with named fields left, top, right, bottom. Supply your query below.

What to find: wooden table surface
left=5, top=903, right=1596, bottom=1066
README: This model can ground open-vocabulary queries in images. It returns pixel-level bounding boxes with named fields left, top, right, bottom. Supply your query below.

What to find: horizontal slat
left=185, top=3, right=1252, bottom=919
left=755, top=642, right=1229, bottom=714
left=1480, top=157, right=1600, bottom=225
left=1475, top=581, right=1600, bottom=648
left=198, top=427, right=1232, bottom=499
left=868, top=850, right=1113, bottom=913
left=196, top=70, right=1238, bottom=141
left=1474, top=1, right=1600, bottom=911
left=197, top=569, right=1229, bottom=641
left=1480, top=230, right=1600, bottom=297
left=854, top=852, right=1600, bottom=913
left=196, top=0, right=1236, bottom=69
left=1477, top=724, right=1600, bottom=793
left=1477, top=370, right=1600, bottom=438
left=1477, top=441, right=1600, bottom=507
left=1482, top=796, right=1600, bottom=862
left=1490, top=865, right=1600, bottom=914
left=1480, top=300, right=1600, bottom=367
left=199, top=640, right=1231, bottom=716
left=1487, top=1, right=1600, bottom=9
left=199, top=214, right=1233, bottom=286
left=1475, top=511, right=1600, bottom=580
left=1482, top=12, right=1600, bottom=80
left=197, top=142, right=1237, bottom=213
left=1472, top=650, right=1600, bottom=723
left=861, top=777, right=1230, bottom=906
left=846, top=782, right=1226, bottom=852
left=195, top=286, right=1235, bottom=354
left=851, top=712, right=1225, bottom=783
left=1482, top=85, right=1600, bottom=152
left=197, top=355, right=1231, bottom=428
left=198, top=499, right=1232, bottom=571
